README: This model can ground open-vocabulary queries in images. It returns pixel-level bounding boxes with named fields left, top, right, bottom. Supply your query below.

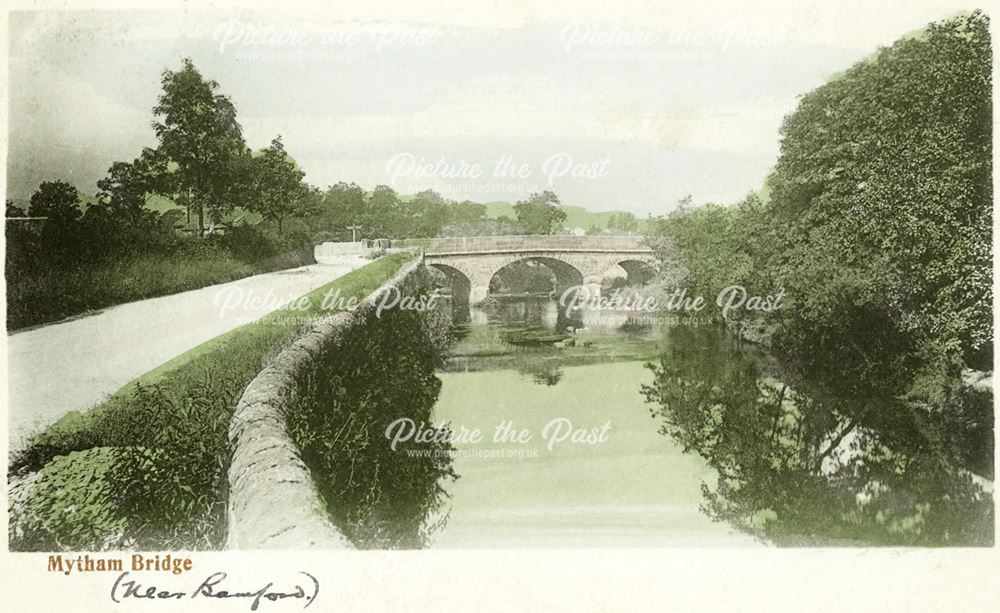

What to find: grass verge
left=8, top=245, right=315, bottom=331
left=9, top=252, right=413, bottom=551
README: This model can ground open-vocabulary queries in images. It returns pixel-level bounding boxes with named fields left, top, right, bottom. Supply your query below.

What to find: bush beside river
left=641, top=12, right=993, bottom=546
left=287, top=265, right=458, bottom=548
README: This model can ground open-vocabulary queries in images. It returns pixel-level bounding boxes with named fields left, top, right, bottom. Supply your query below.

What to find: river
left=422, top=291, right=994, bottom=548
left=429, top=297, right=759, bottom=547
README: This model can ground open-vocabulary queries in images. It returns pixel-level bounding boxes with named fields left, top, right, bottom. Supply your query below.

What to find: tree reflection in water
left=519, top=362, right=564, bottom=386
left=642, top=325, right=993, bottom=546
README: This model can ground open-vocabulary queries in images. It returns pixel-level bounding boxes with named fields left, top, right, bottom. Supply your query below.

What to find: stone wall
left=225, top=257, right=425, bottom=549
left=314, top=241, right=368, bottom=261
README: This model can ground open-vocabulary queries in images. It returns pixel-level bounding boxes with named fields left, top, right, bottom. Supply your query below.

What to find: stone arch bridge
left=391, top=235, right=655, bottom=303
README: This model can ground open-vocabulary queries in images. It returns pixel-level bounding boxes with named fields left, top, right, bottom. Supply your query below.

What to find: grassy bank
left=7, top=243, right=315, bottom=331
left=9, top=253, right=413, bottom=551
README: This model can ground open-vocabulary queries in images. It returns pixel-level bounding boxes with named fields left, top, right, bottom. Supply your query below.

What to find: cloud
left=7, top=55, right=156, bottom=201
left=6, top=2, right=968, bottom=212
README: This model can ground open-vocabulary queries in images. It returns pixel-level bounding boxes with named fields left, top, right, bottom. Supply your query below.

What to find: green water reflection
left=430, top=297, right=993, bottom=547
left=431, top=298, right=756, bottom=546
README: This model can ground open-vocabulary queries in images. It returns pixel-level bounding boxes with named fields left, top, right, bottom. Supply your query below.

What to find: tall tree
left=28, top=181, right=81, bottom=219
left=642, top=12, right=994, bottom=540
left=765, top=10, right=992, bottom=373
left=513, top=190, right=567, bottom=235
left=447, top=200, right=487, bottom=226
left=319, top=182, right=367, bottom=240
left=152, top=58, right=246, bottom=236
left=408, top=190, right=449, bottom=237
left=96, top=148, right=168, bottom=222
left=248, top=136, right=310, bottom=234
left=367, top=185, right=406, bottom=237
left=608, top=211, right=639, bottom=233
left=29, top=181, right=83, bottom=261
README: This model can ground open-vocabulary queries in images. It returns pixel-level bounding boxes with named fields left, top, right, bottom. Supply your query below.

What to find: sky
left=5, top=2, right=976, bottom=216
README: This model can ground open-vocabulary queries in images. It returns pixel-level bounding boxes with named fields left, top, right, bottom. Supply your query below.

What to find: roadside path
left=6, top=256, right=368, bottom=449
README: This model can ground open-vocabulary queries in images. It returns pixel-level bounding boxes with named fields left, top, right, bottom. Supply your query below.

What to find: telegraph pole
left=346, top=225, right=362, bottom=243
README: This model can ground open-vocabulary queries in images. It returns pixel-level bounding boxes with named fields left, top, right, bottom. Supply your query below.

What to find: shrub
left=287, top=267, right=457, bottom=548
left=19, top=447, right=128, bottom=551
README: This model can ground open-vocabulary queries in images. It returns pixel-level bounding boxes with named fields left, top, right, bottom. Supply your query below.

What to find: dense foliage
left=288, top=267, right=457, bottom=548
left=3, top=57, right=504, bottom=330
left=152, top=58, right=247, bottom=236
left=308, top=184, right=499, bottom=242
left=5, top=57, right=320, bottom=329
left=5, top=193, right=314, bottom=330
left=513, top=190, right=568, bottom=235
left=643, top=12, right=993, bottom=545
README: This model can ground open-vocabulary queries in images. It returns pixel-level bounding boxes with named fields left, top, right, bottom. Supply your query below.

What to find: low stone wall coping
left=225, top=257, right=423, bottom=549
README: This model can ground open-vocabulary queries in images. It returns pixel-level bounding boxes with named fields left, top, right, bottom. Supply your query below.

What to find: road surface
left=6, top=256, right=369, bottom=450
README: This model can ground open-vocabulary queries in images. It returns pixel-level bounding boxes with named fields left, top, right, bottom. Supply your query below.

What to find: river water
left=424, top=293, right=994, bottom=548
left=429, top=298, right=759, bottom=547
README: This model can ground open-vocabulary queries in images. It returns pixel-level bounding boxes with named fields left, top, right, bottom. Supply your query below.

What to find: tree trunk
left=198, top=205, right=205, bottom=238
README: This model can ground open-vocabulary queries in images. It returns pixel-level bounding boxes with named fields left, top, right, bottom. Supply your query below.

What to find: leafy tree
left=407, top=190, right=450, bottom=237
left=413, top=189, right=446, bottom=205
left=366, top=185, right=407, bottom=238
left=313, top=187, right=489, bottom=239
left=642, top=12, right=994, bottom=543
left=6, top=200, right=25, bottom=217
left=765, top=10, right=992, bottom=371
left=448, top=200, right=487, bottom=225
left=607, top=212, right=639, bottom=233
left=96, top=149, right=168, bottom=222
left=152, top=58, right=247, bottom=236
left=247, top=136, right=310, bottom=234
left=28, top=181, right=81, bottom=219
left=317, top=182, right=368, bottom=240
left=673, top=194, right=694, bottom=216
left=27, top=181, right=83, bottom=262
left=83, top=148, right=176, bottom=260
left=513, top=190, right=567, bottom=234
left=649, top=12, right=992, bottom=392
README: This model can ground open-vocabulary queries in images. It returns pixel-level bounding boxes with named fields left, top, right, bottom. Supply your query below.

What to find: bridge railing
left=392, top=235, right=648, bottom=254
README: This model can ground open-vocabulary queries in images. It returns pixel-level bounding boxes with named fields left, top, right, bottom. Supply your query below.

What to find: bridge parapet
left=392, top=235, right=648, bottom=255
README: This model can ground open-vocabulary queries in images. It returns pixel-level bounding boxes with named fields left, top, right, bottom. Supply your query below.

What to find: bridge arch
left=612, top=259, right=657, bottom=286
left=419, top=235, right=655, bottom=304
left=428, top=263, right=472, bottom=304
left=488, top=256, right=585, bottom=298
